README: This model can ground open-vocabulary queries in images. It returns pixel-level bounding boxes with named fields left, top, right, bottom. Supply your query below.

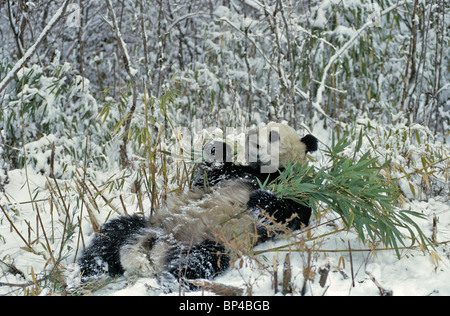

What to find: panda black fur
left=78, top=122, right=318, bottom=287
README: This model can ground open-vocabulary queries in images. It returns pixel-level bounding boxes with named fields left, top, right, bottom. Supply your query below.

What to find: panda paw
left=247, top=189, right=281, bottom=216
left=120, top=244, right=155, bottom=277
left=247, top=189, right=303, bottom=228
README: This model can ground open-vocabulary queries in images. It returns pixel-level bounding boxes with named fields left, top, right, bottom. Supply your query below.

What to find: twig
left=278, top=0, right=295, bottom=117
left=6, top=0, right=25, bottom=58
left=252, top=226, right=346, bottom=256
left=253, top=239, right=450, bottom=255
left=139, top=0, right=150, bottom=94
left=400, top=0, right=419, bottom=111
left=391, top=156, right=450, bottom=181
left=314, top=1, right=407, bottom=120
left=166, top=12, right=199, bottom=34
left=0, top=259, right=26, bottom=280
left=0, top=0, right=71, bottom=94
left=36, top=204, right=55, bottom=263
left=119, top=195, right=128, bottom=216
left=348, top=241, right=355, bottom=288
left=105, top=0, right=138, bottom=168
left=87, top=179, right=121, bottom=215
left=0, top=204, right=34, bottom=251
left=219, top=16, right=309, bottom=101
left=366, top=271, right=393, bottom=296
left=0, top=277, right=49, bottom=289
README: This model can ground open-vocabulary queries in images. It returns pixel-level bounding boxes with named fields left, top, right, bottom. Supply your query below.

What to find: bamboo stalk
left=348, top=241, right=355, bottom=288
left=252, top=240, right=450, bottom=255
left=273, top=254, right=278, bottom=294
left=318, top=263, right=330, bottom=288
left=252, top=228, right=346, bottom=255
left=282, top=253, right=292, bottom=295
left=35, top=204, right=57, bottom=266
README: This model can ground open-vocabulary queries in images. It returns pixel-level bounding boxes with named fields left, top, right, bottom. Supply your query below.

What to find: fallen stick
left=187, top=279, right=244, bottom=296
left=366, top=271, right=393, bottom=296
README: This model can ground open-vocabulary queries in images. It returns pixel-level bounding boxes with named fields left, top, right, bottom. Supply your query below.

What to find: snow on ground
left=1, top=166, right=449, bottom=296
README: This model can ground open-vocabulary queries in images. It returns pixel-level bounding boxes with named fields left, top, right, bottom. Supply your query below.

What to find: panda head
left=203, top=141, right=233, bottom=165
left=246, top=122, right=318, bottom=173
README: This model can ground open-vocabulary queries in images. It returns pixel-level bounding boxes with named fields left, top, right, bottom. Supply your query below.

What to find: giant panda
left=78, top=122, right=318, bottom=288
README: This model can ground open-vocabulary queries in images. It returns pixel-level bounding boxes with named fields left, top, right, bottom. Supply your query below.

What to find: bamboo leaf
left=268, top=135, right=430, bottom=256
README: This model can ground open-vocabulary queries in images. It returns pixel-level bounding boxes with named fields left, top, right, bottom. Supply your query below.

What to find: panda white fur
left=78, top=122, right=318, bottom=288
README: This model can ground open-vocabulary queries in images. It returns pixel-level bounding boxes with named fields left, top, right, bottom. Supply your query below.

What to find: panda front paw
left=247, top=189, right=305, bottom=229
left=247, top=189, right=281, bottom=216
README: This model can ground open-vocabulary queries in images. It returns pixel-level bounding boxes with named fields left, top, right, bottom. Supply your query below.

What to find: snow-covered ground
left=0, top=0, right=448, bottom=296
left=1, top=163, right=449, bottom=296
left=88, top=200, right=450, bottom=297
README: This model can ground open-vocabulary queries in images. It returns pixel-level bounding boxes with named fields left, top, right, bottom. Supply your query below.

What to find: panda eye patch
left=269, top=130, right=280, bottom=143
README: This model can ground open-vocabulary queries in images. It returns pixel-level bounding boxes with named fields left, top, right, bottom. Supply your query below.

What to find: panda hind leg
left=164, top=240, right=230, bottom=289
left=78, top=214, right=146, bottom=280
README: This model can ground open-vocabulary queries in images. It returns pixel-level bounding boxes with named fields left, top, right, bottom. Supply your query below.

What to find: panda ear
left=300, top=134, right=318, bottom=153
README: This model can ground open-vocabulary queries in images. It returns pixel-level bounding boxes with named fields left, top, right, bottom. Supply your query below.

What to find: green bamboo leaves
left=261, top=136, right=429, bottom=257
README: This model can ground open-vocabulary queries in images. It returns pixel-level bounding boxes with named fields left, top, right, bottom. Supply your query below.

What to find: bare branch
left=219, top=16, right=309, bottom=102
left=105, top=0, right=136, bottom=82
left=105, top=0, right=138, bottom=168
left=314, top=1, right=407, bottom=122
left=7, top=0, right=25, bottom=58
left=0, top=0, right=71, bottom=95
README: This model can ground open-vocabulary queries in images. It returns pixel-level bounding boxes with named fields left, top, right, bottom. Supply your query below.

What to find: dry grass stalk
left=187, top=279, right=243, bottom=296
left=0, top=204, right=35, bottom=253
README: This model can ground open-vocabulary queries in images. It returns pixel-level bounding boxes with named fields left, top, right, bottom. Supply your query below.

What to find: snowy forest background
left=0, top=0, right=449, bottom=296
